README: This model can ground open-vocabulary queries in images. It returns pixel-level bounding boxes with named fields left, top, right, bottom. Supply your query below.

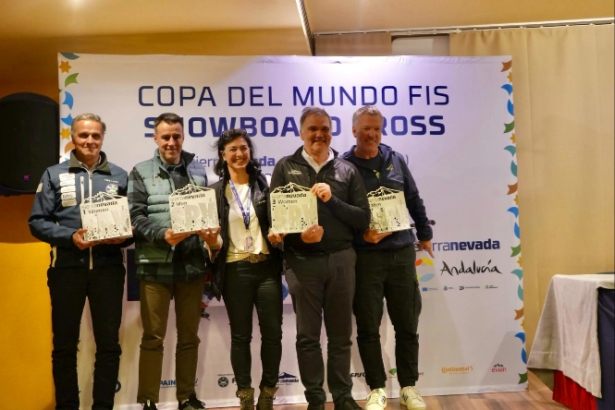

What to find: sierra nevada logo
left=278, top=372, right=300, bottom=385
left=459, top=285, right=480, bottom=290
left=432, top=238, right=500, bottom=252
left=440, top=260, right=502, bottom=276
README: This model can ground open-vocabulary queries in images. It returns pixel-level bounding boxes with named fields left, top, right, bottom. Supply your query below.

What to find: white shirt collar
left=302, top=148, right=334, bottom=174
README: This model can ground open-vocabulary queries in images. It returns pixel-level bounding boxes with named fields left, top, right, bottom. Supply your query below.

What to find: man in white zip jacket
left=29, top=113, right=132, bottom=410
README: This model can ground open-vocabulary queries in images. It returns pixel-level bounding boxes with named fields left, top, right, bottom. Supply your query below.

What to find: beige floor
left=211, top=371, right=567, bottom=410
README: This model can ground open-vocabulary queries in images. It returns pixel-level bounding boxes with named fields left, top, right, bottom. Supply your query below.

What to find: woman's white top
left=225, top=182, right=268, bottom=263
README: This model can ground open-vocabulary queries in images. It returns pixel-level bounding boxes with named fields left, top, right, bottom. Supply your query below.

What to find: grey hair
left=299, top=106, right=331, bottom=128
left=352, top=105, right=383, bottom=127
left=71, top=113, right=106, bottom=134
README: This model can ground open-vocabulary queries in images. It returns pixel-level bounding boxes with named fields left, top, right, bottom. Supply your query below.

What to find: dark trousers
left=353, top=246, right=422, bottom=390
left=47, top=265, right=126, bottom=410
left=285, top=247, right=356, bottom=404
left=222, top=259, right=283, bottom=390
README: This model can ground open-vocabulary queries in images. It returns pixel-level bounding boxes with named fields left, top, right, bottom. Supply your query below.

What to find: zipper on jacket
left=80, top=175, right=91, bottom=269
left=87, top=170, right=94, bottom=270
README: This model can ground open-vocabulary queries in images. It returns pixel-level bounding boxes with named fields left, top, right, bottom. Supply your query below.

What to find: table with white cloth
left=528, top=273, right=615, bottom=410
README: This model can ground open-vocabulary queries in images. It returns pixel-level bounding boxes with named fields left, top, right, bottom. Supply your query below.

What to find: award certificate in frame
left=169, top=184, right=219, bottom=233
left=80, top=192, right=132, bottom=242
left=270, top=183, right=318, bottom=234
left=367, top=187, right=411, bottom=233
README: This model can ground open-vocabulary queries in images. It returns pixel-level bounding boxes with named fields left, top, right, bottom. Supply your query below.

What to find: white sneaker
left=399, top=386, right=426, bottom=410
left=365, top=388, right=387, bottom=410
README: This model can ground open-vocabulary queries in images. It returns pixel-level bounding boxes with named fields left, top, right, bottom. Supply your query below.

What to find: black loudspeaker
left=0, top=93, right=60, bottom=195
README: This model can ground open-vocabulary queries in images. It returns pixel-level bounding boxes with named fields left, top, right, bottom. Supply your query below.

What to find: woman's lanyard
left=229, top=180, right=254, bottom=252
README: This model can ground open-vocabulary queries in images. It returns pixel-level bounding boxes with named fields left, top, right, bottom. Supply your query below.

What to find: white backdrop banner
left=57, top=54, right=526, bottom=409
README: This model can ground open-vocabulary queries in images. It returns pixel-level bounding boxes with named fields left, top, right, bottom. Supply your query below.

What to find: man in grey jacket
left=128, top=113, right=219, bottom=410
left=29, top=113, right=131, bottom=410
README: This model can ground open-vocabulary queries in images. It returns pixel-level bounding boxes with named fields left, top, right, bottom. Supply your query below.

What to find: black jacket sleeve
left=400, top=156, right=433, bottom=241
left=323, top=163, right=371, bottom=231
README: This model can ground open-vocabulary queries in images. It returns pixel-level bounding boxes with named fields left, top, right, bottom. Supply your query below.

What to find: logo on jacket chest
left=106, top=184, right=119, bottom=195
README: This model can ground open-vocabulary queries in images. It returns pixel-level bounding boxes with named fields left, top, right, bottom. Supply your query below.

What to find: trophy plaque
left=169, top=184, right=219, bottom=233
left=80, top=192, right=132, bottom=242
left=270, top=183, right=318, bottom=234
left=367, top=187, right=411, bottom=233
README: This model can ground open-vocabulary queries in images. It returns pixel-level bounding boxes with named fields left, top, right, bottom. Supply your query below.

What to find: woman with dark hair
left=209, top=129, right=283, bottom=410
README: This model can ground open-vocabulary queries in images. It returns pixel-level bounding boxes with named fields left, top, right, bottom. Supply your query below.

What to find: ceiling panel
left=0, top=0, right=303, bottom=38
left=0, top=0, right=611, bottom=42
left=305, top=0, right=614, bottom=33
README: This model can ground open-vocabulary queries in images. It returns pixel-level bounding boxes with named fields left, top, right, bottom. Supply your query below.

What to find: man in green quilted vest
left=128, top=113, right=220, bottom=410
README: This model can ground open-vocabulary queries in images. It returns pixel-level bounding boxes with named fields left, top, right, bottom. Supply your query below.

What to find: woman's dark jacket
left=209, top=170, right=283, bottom=300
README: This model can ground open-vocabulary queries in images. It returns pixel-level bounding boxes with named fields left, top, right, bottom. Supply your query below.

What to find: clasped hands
left=165, top=227, right=221, bottom=247
left=72, top=227, right=132, bottom=250
left=268, top=223, right=324, bottom=245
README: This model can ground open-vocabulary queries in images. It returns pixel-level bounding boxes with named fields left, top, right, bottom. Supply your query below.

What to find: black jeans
left=285, top=247, right=356, bottom=404
left=47, top=265, right=125, bottom=410
left=353, top=246, right=422, bottom=390
left=222, top=259, right=283, bottom=390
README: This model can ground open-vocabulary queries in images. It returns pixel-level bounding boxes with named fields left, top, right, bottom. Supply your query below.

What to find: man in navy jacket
left=29, top=113, right=132, bottom=410
left=342, top=106, right=433, bottom=410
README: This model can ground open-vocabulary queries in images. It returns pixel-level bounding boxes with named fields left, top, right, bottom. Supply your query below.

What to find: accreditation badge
left=244, top=234, right=255, bottom=252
